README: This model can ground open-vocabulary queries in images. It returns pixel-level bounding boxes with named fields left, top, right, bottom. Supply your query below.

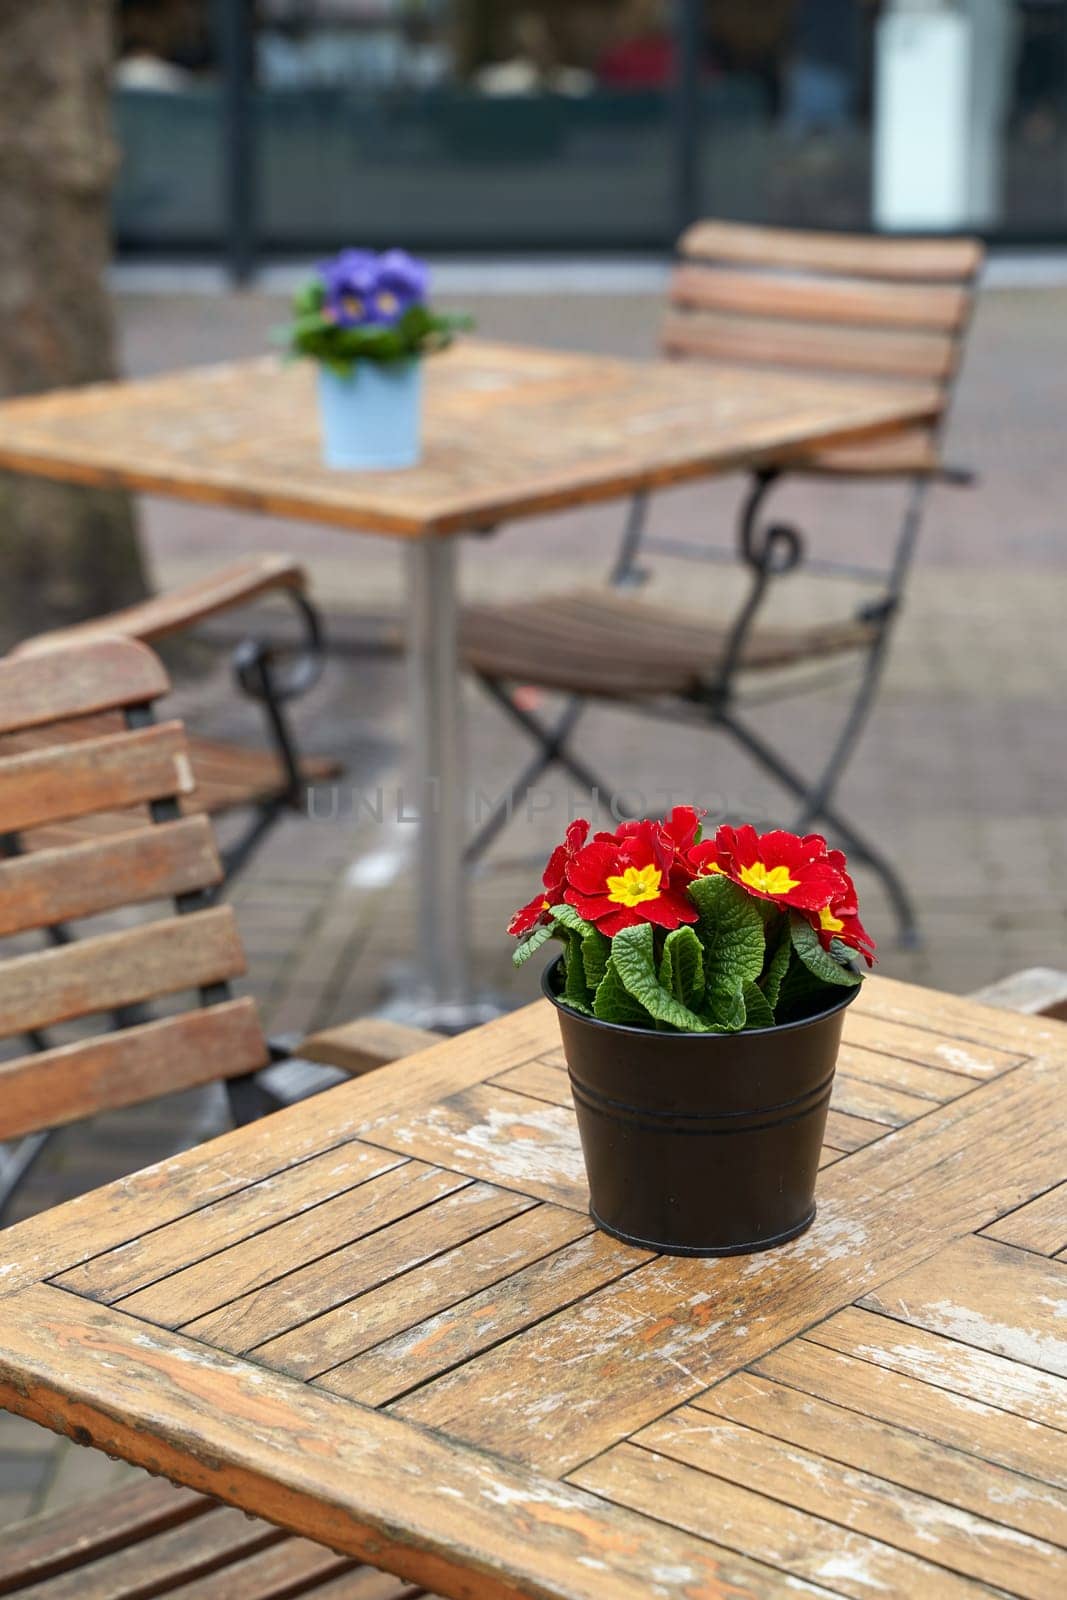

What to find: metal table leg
left=398, top=537, right=499, bottom=1031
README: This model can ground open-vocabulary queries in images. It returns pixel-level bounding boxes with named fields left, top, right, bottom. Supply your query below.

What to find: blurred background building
left=115, top=0, right=1067, bottom=278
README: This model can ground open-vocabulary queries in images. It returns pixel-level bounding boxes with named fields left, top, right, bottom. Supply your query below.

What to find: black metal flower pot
left=543, top=956, right=858, bottom=1256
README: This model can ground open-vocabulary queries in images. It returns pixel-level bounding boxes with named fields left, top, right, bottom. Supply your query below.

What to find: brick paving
left=1, top=280, right=1065, bottom=1534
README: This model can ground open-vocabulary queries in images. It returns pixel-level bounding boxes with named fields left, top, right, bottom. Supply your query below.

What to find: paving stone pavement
left=1, top=280, right=1065, bottom=1536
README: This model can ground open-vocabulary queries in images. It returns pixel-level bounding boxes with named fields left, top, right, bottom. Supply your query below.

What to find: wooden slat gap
left=685, top=1375, right=1063, bottom=1546
left=733, top=1361, right=1067, bottom=1505
left=352, top=1132, right=567, bottom=1211
left=102, top=1156, right=421, bottom=1311
left=801, top=1319, right=1067, bottom=1434
left=485, top=1073, right=566, bottom=1109
left=978, top=1181, right=1067, bottom=1257
left=174, top=1175, right=480, bottom=1338
left=379, top=1250, right=651, bottom=1415
left=852, top=999, right=1037, bottom=1061
left=618, top=1428, right=1032, bottom=1590
left=250, top=1192, right=542, bottom=1368
left=46, top=1135, right=374, bottom=1289
left=847, top=1037, right=1030, bottom=1078
left=841, top=1045, right=992, bottom=1090
left=568, top=1442, right=936, bottom=1600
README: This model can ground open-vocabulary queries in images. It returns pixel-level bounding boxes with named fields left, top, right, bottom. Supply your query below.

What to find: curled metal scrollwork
left=709, top=471, right=805, bottom=704
left=738, top=470, right=805, bottom=576
left=232, top=587, right=325, bottom=704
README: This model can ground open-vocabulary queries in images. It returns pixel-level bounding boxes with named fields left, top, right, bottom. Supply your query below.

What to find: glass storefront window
left=114, top=0, right=224, bottom=247
left=110, top=1, right=1067, bottom=259
left=254, top=1, right=679, bottom=249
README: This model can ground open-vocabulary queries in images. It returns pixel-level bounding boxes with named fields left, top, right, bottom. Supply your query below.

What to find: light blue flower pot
left=317, top=358, right=423, bottom=470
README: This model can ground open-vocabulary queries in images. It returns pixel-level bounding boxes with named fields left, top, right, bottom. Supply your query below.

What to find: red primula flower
left=688, top=824, right=849, bottom=913
left=507, top=818, right=590, bottom=937
left=603, top=806, right=704, bottom=876
left=564, top=818, right=698, bottom=937
left=659, top=804, right=705, bottom=864
left=808, top=851, right=877, bottom=966
left=809, top=898, right=877, bottom=966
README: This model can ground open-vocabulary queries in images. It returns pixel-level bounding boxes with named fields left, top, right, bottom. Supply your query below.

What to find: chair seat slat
left=461, top=591, right=874, bottom=699
left=0, top=1477, right=210, bottom=1594
left=0, top=817, right=222, bottom=937
left=10, top=1505, right=284, bottom=1599
left=0, top=722, right=193, bottom=835
left=0, top=999, right=267, bottom=1142
left=0, top=905, right=246, bottom=1036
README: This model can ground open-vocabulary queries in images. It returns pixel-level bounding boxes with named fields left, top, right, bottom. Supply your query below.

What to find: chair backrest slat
left=0, top=638, right=170, bottom=735
left=0, top=906, right=246, bottom=1036
left=666, top=219, right=983, bottom=407
left=670, top=264, right=968, bottom=333
left=661, top=311, right=955, bottom=384
left=0, top=1000, right=267, bottom=1142
left=0, top=722, right=194, bottom=836
left=0, top=817, right=222, bottom=938
left=678, top=220, right=983, bottom=282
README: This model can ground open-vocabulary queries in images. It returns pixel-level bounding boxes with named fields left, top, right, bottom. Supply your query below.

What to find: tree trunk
left=0, top=0, right=148, bottom=648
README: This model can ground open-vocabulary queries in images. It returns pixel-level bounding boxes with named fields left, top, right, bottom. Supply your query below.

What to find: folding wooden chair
left=10, top=554, right=340, bottom=881
left=460, top=221, right=984, bottom=944
left=0, top=635, right=437, bottom=1219
left=0, top=634, right=449, bottom=1589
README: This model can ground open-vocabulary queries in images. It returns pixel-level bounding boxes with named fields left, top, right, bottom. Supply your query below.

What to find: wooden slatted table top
left=0, top=340, right=940, bottom=537
left=1, top=976, right=1064, bottom=1600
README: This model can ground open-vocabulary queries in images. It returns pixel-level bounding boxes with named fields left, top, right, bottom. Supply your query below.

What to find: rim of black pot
left=541, top=952, right=861, bottom=1038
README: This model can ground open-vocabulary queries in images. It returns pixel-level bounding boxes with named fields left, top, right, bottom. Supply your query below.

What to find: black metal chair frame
left=463, top=374, right=977, bottom=949
left=214, top=585, right=327, bottom=882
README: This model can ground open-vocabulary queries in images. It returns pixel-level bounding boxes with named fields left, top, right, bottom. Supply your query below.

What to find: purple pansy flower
left=318, top=247, right=428, bottom=329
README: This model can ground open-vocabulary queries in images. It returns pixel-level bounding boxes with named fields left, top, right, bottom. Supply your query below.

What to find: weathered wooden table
left=1, top=976, right=1064, bottom=1598
left=0, top=342, right=940, bottom=1025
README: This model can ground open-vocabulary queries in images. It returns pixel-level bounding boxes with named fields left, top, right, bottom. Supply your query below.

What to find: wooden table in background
left=0, top=976, right=1063, bottom=1598
left=0, top=342, right=940, bottom=1023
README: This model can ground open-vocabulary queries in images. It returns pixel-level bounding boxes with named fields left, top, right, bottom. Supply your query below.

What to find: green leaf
left=741, top=980, right=776, bottom=1030
left=285, top=295, right=473, bottom=373
left=775, top=947, right=831, bottom=1022
left=293, top=278, right=325, bottom=315
left=686, top=877, right=765, bottom=1032
left=687, top=875, right=765, bottom=1029
left=593, top=957, right=653, bottom=1027
left=658, top=926, right=706, bottom=1010
left=511, top=921, right=555, bottom=969
left=790, top=913, right=861, bottom=989
left=547, top=903, right=596, bottom=938
left=759, top=913, right=792, bottom=1011
left=611, top=924, right=712, bottom=1032
left=561, top=932, right=593, bottom=1014
left=581, top=927, right=611, bottom=992
left=702, top=980, right=747, bottom=1032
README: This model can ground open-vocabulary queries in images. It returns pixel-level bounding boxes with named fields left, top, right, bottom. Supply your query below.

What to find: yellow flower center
left=739, top=860, right=800, bottom=897
left=342, top=294, right=364, bottom=318
left=606, top=863, right=662, bottom=908
left=819, top=905, right=845, bottom=933
left=377, top=290, right=399, bottom=315
left=696, top=861, right=724, bottom=877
